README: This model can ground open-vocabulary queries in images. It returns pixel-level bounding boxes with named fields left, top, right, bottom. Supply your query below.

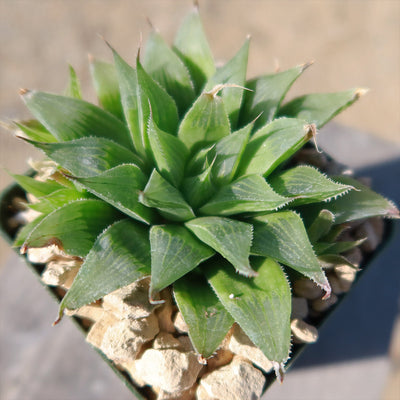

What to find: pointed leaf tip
left=206, top=257, right=291, bottom=363
left=354, top=87, right=369, bottom=99
left=19, top=88, right=30, bottom=96
left=273, top=361, right=285, bottom=383
left=300, top=60, right=314, bottom=72
left=321, top=284, right=332, bottom=300
left=185, top=217, right=255, bottom=277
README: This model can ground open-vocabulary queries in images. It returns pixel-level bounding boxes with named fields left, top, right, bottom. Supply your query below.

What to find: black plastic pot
left=0, top=179, right=394, bottom=399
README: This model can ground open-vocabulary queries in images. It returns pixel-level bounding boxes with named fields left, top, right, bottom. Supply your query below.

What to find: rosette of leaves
left=9, top=8, right=399, bottom=379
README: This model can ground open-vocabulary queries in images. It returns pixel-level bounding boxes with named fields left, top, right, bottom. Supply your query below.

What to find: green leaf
left=269, top=165, right=354, bottom=205
left=112, top=48, right=179, bottom=160
left=317, top=254, right=358, bottom=269
left=22, top=199, right=120, bottom=257
left=300, top=176, right=400, bottom=224
left=11, top=174, right=63, bottom=198
left=60, top=219, right=151, bottom=314
left=319, top=224, right=348, bottom=243
left=314, top=238, right=366, bottom=256
left=174, top=272, right=233, bottom=358
left=252, top=211, right=331, bottom=297
left=71, top=164, right=154, bottom=224
left=140, top=170, right=195, bottom=222
left=14, top=214, right=47, bottom=248
left=178, top=90, right=231, bottom=151
left=200, top=175, right=289, bottom=216
left=89, top=57, right=124, bottom=120
left=205, top=38, right=250, bottom=128
left=111, top=49, right=143, bottom=157
left=185, top=121, right=252, bottom=184
left=29, top=188, right=92, bottom=214
left=149, top=225, right=214, bottom=297
left=182, top=163, right=215, bottom=210
left=240, top=64, right=309, bottom=129
left=206, top=257, right=291, bottom=364
left=185, top=216, right=256, bottom=277
left=64, top=65, right=82, bottom=99
left=278, top=88, right=367, bottom=128
left=148, top=117, right=188, bottom=187
left=26, top=137, right=143, bottom=178
left=238, top=117, right=312, bottom=177
left=14, top=120, right=57, bottom=143
left=21, top=90, right=133, bottom=150
left=307, top=209, right=335, bottom=243
left=144, top=30, right=195, bottom=115
left=186, top=144, right=215, bottom=177
left=136, top=60, right=179, bottom=137
left=211, top=122, right=252, bottom=186
left=173, top=7, right=215, bottom=92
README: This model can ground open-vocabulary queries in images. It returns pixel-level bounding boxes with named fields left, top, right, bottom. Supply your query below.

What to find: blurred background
left=0, top=1, right=399, bottom=399
left=0, top=0, right=399, bottom=264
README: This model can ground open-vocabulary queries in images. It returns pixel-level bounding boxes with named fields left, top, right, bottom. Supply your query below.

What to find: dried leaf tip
left=388, top=203, right=400, bottom=219
left=97, top=33, right=107, bottom=44
left=321, top=282, right=332, bottom=300
left=197, top=354, right=208, bottom=365
left=205, top=84, right=252, bottom=98
left=53, top=313, right=63, bottom=326
left=354, top=88, right=369, bottom=99
left=149, top=290, right=166, bottom=305
left=19, top=88, right=30, bottom=96
left=304, top=123, right=322, bottom=153
left=273, top=361, right=285, bottom=383
left=88, top=53, right=95, bottom=64
left=146, top=17, right=159, bottom=32
left=0, top=120, right=14, bottom=131
left=274, top=58, right=280, bottom=73
left=193, top=0, right=200, bottom=10
left=300, top=60, right=315, bottom=72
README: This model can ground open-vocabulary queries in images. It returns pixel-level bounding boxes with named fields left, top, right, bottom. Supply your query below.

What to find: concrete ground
left=0, top=1, right=399, bottom=399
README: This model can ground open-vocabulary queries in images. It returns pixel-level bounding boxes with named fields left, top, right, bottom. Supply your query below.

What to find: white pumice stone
left=197, top=356, right=265, bottom=400
left=205, top=348, right=234, bottom=372
left=177, top=335, right=195, bottom=353
left=153, top=332, right=182, bottom=350
left=100, top=314, right=159, bottom=362
left=327, top=272, right=344, bottom=295
left=65, top=304, right=105, bottom=322
left=228, top=325, right=273, bottom=373
left=291, top=318, right=319, bottom=344
left=156, top=290, right=177, bottom=333
left=27, top=244, right=67, bottom=264
left=357, top=218, right=384, bottom=253
left=86, top=313, right=119, bottom=349
left=41, top=258, right=81, bottom=289
left=154, top=384, right=197, bottom=400
left=15, top=207, right=42, bottom=225
left=311, top=293, right=338, bottom=312
left=134, top=348, right=202, bottom=393
left=173, top=311, right=189, bottom=334
left=293, top=278, right=324, bottom=300
left=102, top=278, right=156, bottom=320
left=344, top=247, right=363, bottom=267
left=291, top=296, right=309, bottom=319
left=119, top=360, right=146, bottom=388
left=334, top=265, right=358, bottom=292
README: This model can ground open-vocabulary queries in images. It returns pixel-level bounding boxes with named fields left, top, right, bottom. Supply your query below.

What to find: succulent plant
left=9, top=7, right=399, bottom=380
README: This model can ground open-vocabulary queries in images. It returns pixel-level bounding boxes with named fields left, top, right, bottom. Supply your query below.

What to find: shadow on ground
left=293, top=157, right=400, bottom=369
